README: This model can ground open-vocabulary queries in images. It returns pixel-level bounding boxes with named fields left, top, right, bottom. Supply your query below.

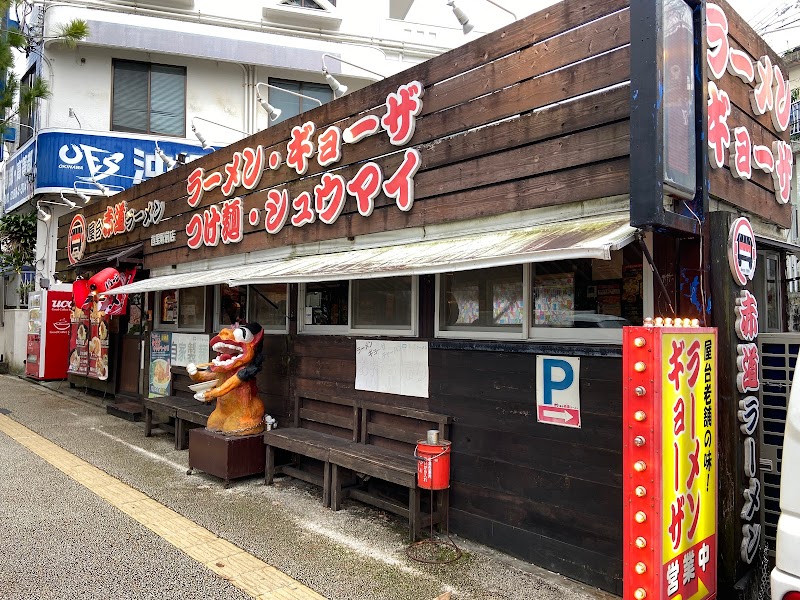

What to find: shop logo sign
left=727, top=217, right=757, bottom=286
left=58, top=143, right=124, bottom=179
left=68, top=214, right=87, bottom=265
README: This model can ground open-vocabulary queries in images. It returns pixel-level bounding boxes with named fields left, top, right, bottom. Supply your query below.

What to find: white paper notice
left=355, top=340, right=429, bottom=398
left=171, top=333, right=210, bottom=368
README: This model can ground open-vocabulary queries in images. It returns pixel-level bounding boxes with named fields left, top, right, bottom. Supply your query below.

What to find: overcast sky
left=424, top=1, right=800, bottom=55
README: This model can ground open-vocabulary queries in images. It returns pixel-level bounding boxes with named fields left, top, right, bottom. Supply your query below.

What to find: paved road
left=0, top=375, right=618, bottom=600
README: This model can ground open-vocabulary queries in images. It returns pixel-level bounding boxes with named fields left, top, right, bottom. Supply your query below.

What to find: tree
left=0, top=211, right=36, bottom=273
left=0, top=0, right=88, bottom=131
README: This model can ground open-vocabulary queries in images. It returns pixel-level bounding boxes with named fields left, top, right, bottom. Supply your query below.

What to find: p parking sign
left=536, top=355, right=581, bottom=428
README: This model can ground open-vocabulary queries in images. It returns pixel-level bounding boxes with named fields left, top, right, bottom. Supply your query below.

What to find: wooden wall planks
left=56, top=0, right=631, bottom=273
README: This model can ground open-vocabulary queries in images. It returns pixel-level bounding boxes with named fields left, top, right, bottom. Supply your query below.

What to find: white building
left=0, top=0, right=514, bottom=370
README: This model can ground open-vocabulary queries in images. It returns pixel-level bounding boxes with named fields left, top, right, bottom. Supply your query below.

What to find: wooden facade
left=53, top=0, right=795, bottom=597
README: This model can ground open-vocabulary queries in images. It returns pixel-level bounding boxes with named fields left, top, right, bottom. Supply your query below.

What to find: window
left=304, top=281, right=349, bottom=327
left=439, top=266, right=525, bottom=336
left=249, top=284, right=289, bottom=332
left=352, top=277, right=413, bottom=330
left=156, top=287, right=206, bottom=331
left=18, top=67, right=37, bottom=145
left=217, top=284, right=247, bottom=328
left=755, top=250, right=783, bottom=332
left=268, top=78, right=333, bottom=125
left=300, top=277, right=416, bottom=335
left=532, top=246, right=644, bottom=331
left=436, top=246, right=646, bottom=343
left=112, top=60, right=186, bottom=136
left=282, top=0, right=335, bottom=8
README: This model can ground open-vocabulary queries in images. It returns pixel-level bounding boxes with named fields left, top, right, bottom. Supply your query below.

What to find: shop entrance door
left=759, top=333, right=800, bottom=554
left=117, top=293, right=145, bottom=398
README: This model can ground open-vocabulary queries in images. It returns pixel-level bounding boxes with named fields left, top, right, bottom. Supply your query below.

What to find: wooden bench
left=263, top=392, right=359, bottom=507
left=329, top=401, right=451, bottom=541
left=143, top=395, right=216, bottom=450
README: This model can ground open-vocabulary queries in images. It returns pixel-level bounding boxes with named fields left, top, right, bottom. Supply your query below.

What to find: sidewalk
left=0, top=375, right=618, bottom=600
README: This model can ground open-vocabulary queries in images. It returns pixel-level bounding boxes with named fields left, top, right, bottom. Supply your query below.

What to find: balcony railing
left=791, top=99, right=800, bottom=139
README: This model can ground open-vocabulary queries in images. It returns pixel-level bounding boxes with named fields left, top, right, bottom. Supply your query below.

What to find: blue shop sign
left=4, top=129, right=215, bottom=213
left=4, top=137, right=36, bottom=212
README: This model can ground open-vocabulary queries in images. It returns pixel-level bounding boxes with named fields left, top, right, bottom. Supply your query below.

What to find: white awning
left=108, top=213, right=636, bottom=294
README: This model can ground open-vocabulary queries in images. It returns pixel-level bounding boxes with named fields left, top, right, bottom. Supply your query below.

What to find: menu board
left=87, top=310, right=109, bottom=380
left=149, top=332, right=172, bottom=398
left=67, top=309, right=90, bottom=376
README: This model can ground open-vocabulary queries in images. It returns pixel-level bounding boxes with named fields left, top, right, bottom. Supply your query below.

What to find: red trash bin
left=415, top=440, right=451, bottom=490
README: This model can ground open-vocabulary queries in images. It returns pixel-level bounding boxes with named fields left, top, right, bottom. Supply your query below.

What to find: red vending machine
left=26, top=284, right=73, bottom=380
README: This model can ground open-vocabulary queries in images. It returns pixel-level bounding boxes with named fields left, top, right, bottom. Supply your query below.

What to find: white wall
left=2, top=309, right=29, bottom=371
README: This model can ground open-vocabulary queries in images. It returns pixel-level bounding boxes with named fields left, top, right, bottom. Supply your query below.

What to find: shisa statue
left=186, top=323, right=265, bottom=436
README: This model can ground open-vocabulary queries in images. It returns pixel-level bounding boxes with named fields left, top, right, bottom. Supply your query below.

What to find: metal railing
left=791, top=99, right=800, bottom=139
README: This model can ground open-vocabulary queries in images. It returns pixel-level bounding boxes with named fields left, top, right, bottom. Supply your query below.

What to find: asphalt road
left=0, top=375, right=618, bottom=600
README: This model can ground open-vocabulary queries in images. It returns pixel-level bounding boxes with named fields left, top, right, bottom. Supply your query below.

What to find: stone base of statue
left=187, top=429, right=265, bottom=488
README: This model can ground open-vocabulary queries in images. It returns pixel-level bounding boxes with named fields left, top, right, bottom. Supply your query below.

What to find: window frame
left=297, top=277, right=418, bottom=337
left=111, top=59, right=187, bottom=137
left=434, top=249, right=652, bottom=344
left=155, top=287, right=206, bottom=333
left=213, top=284, right=290, bottom=334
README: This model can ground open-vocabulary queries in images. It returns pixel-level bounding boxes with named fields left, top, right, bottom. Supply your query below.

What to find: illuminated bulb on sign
left=635, top=536, right=647, bottom=548
left=635, top=486, right=647, bottom=497
left=635, top=511, right=647, bottom=523
left=664, top=317, right=673, bottom=327
left=634, top=436, right=646, bottom=447
left=634, top=460, right=647, bottom=472
left=635, top=386, right=646, bottom=396
left=691, top=319, right=700, bottom=327
left=634, top=588, right=647, bottom=600
left=635, top=562, right=647, bottom=575
left=654, top=317, right=664, bottom=327
left=634, top=410, right=647, bottom=422
left=634, top=361, right=647, bottom=372
left=634, top=337, right=646, bottom=348
left=644, top=317, right=653, bottom=327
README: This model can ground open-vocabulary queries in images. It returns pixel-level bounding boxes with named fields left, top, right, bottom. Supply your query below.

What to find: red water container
left=415, top=440, right=451, bottom=490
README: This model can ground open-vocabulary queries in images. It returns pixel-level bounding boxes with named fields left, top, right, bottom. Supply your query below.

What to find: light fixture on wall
left=68, top=107, right=82, bottom=129
left=58, top=193, right=77, bottom=209
left=255, top=82, right=323, bottom=121
left=40, top=198, right=77, bottom=211
left=76, top=176, right=125, bottom=197
left=73, top=183, right=91, bottom=204
left=447, top=0, right=517, bottom=34
left=154, top=141, right=177, bottom=169
left=36, top=203, right=50, bottom=221
left=321, top=53, right=384, bottom=98
left=190, top=116, right=247, bottom=150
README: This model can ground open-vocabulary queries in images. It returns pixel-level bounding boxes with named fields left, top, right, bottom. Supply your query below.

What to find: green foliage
left=0, top=212, right=37, bottom=274
left=0, top=0, right=88, bottom=131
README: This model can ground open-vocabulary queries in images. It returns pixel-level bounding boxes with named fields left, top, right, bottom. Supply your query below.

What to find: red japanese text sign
left=185, top=81, right=425, bottom=250
left=623, top=325, right=717, bottom=600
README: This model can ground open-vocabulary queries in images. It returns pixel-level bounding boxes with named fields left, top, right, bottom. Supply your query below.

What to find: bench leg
left=265, top=444, right=275, bottom=485
left=144, top=408, right=152, bottom=437
left=323, top=462, right=331, bottom=508
left=331, top=464, right=341, bottom=511
left=174, top=419, right=183, bottom=450
left=409, top=486, right=420, bottom=542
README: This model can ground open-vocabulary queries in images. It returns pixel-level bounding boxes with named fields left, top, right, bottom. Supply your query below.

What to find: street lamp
left=321, top=53, right=384, bottom=98
left=255, top=82, right=323, bottom=121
